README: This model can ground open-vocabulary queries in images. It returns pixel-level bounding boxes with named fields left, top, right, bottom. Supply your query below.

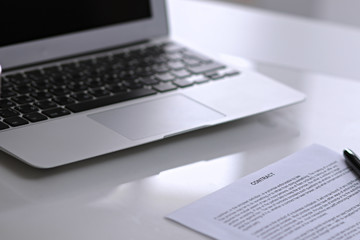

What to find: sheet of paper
left=167, top=144, right=360, bottom=240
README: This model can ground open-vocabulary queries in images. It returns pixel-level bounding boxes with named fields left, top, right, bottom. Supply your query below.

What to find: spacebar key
left=66, top=88, right=156, bottom=113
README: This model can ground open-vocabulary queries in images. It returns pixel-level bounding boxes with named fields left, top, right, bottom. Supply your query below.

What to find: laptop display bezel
left=0, top=0, right=168, bottom=70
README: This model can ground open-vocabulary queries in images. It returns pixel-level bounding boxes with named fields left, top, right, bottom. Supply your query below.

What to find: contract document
left=167, top=144, right=360, bottom=240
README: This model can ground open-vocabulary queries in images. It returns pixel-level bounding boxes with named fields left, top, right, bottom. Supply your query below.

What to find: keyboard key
left=106, top=84, right=127, bottom=94
left=71, top=92, right=94, bottom=102
left=4, top=116, right=29, bottom=127
left=5, top=74, right=28, bottom=85
left=89, top=88, right=111, bottom=97
left=0, top=109, right=20, bottom=118
left=166, top=52, right=183, bottom=61
left=187, top=62, right=225, bottom=74
left=53, top=96, right=76, bottom=105
left=172, top=69, right=191, bottom=78
left=153, top=64, right=170, bottom=73
left=43, top=108, right=71, bottom=118
left=152, top=82, right=177, bottom=92
left=13, top=85, right=33, bottom=94
left=31, top=91, right=52, bottom=100
left=15, top=104, right=39, bottom=114
left=224, top=70, right=241, bottom=77
left=183, top=58, right=201, bottom=66
left=205, top=71, right=226, bottom=80
left=23, top=112, right=48, bottom=122
left=67, top=82, right=87, bottom=92
left=49, top=76, right=67, bottom=86
left=31, top=80, right=51, bottom=90
left=0, top=100, right=16, bottom=109
left=49, top=87, right=70, bottom=96
left=12, top=95, right=34, bottom=104
left=139, top=77, right=159, bottom=85
left=156, top=73, right=175, bottom=82
left=168, top=61, right=186, bottom=70
left=217, top=68, right=241, bottom=78
left=24, top=69, right=43, bottom=80
left=35, top=100, right=58, bottom=110
left=66, top=88, right=157, bottom=113
left=187, top=75, right=209, bottom=84
left=173, top=79, right=194, bottom=88
left=1, top=89, right=17, bottom=98
left=122, top=81, right=144, bottom=89
left=0, top=121, right=10, bottom=130
left=86, top=79, right=103, bottom=88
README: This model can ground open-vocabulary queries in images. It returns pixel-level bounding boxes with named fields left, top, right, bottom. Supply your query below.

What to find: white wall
left=195, top=0, right=360, bottom=28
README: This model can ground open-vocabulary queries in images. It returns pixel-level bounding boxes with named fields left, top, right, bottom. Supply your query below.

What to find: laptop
left=0, top=0, right=305, bottom=168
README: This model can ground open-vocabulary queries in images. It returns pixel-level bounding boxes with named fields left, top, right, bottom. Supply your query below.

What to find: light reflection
left=157, top=153, right=245, bottom=191
left=90, top=153, right=246, bottom=210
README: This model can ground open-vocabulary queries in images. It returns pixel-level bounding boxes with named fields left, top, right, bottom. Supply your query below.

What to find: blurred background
left=195, top=0, right=360, bottom=28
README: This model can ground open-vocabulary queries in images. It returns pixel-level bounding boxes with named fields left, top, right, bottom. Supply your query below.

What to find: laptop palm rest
left=89, top=94, right=225, bottom=140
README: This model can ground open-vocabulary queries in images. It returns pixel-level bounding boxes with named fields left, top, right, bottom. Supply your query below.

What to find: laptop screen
left=1, top=0, right=152, bottom=47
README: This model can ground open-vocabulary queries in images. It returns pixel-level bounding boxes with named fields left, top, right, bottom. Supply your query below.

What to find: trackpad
left=89, top=94, right=225, bottom=140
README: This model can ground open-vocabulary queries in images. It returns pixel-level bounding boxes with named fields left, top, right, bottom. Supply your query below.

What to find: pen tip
left=344, top=148, right=352, bottom=154
left=344, top=149, right=359, bottom=160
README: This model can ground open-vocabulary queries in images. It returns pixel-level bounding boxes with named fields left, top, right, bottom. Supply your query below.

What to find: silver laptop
left=0, top=0, right=304, bottom=168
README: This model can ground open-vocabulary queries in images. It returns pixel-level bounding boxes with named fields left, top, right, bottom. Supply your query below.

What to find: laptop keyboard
left=0, top=41, right=240, bottom=130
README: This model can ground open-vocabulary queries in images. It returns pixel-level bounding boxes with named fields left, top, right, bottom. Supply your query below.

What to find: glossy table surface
left=2, top=1, right=360, bottom=239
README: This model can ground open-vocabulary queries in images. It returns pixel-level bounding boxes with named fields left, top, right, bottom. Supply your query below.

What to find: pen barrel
left=344, top=149, right=360, bottom=176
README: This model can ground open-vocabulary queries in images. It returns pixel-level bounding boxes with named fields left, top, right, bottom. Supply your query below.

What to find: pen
left=343, top=148, right=360, bottom=177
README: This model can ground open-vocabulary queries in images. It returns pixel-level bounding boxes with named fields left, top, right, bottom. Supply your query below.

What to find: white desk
left=2, top=1, right=360, bottom=239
